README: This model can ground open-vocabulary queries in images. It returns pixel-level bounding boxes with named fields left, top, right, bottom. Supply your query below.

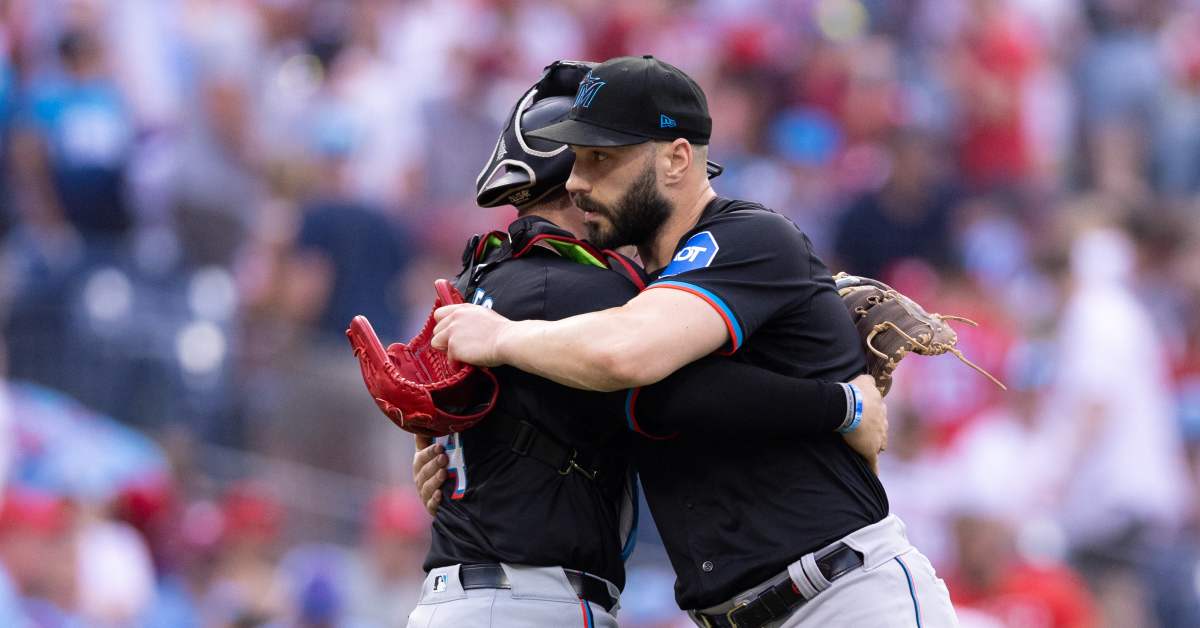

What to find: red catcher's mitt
left=346, top=279, right=498, bottom=438
left=834, top=272, right=1006, bottom=397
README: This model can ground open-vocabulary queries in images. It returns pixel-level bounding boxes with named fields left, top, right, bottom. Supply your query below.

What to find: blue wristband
left=839, top=383, right=864, bottom=433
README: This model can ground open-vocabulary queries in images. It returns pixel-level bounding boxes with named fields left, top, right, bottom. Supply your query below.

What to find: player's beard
left=574, top=163, right=672, bottom=250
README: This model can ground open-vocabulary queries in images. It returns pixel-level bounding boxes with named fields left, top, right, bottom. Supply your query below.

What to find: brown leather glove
left=834, top=272, right=1006, bottom=396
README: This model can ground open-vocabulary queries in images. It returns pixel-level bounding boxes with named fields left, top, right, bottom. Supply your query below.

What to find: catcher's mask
left=475, top=60, right=595, bottom=209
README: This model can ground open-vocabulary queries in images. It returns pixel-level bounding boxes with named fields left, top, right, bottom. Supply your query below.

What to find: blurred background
left=1, top=0, right=1200, bottom=626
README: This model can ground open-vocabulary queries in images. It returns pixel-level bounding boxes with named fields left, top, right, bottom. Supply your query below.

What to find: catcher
left=429, top=56, right=996, bottom=627
left=349, top=61, right=888, bottom=628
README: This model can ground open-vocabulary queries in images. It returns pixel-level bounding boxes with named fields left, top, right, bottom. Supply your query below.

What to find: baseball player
left=400, top=60, right=887, bottom=628
left=431, top=56, right=958, bottom=627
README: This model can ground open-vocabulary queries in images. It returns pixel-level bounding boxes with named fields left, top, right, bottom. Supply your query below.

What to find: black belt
left=458, top=563, right=619, bottom=613
left=693, top=543, right=863, bottom=628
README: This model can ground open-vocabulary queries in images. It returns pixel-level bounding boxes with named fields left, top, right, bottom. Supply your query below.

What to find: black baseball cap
left=528, top=55, right=724, bottom=178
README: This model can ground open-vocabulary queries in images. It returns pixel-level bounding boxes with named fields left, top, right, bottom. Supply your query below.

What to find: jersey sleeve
left=645, top=209, right=818, bottom=354
left=625, top=357, right=847, bottom=439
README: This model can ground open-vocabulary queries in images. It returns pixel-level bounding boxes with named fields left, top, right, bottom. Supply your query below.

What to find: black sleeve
left=645, top=208, right=817, bottom=354
left=626, top=356, right=847, bottom=439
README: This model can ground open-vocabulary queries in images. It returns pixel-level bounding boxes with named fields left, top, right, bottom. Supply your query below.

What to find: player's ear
left=659, top=139, right=692, bottom=185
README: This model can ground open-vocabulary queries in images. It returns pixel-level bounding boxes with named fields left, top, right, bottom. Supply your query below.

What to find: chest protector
left=453, top=216, right=644, bottom=562
left=454, top=217, right=646, bottom=303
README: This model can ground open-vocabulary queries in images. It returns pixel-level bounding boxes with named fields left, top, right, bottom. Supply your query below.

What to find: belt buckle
left=725, top=600, right=750, bottom=628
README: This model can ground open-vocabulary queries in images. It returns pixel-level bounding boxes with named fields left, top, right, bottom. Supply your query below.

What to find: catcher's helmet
left=475, top=60, right=595, bottom=209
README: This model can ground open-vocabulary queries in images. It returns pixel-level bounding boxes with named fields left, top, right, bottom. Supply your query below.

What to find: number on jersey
left=438, top=432, right=468, bottom=499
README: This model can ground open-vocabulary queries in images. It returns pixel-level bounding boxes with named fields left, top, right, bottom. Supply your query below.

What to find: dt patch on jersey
left=660, top=231, right=719, bottom=278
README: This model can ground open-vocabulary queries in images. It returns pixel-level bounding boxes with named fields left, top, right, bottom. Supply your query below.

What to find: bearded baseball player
left=351, top=60, right=889, bottom=627
left=431, top=56, right=959, bottom=627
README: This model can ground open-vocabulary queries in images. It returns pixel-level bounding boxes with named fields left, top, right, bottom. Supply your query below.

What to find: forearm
left=438, top=287, right=728, bottom=391
left=634, top=357, right=849, bottom=437
left=497, top=308, right=680, bottom=392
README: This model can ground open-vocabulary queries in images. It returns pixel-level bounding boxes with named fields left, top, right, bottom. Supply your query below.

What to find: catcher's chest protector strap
left=478, top=413, right=610, bottom=481
left=454, top=217, right=646, bottom=300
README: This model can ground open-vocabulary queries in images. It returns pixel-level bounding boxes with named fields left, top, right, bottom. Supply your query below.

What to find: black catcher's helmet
left=475, top=60, right=595, bottom=209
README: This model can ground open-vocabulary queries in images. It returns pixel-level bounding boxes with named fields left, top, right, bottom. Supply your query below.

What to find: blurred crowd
left=1, top=0, right=1200, bottom=626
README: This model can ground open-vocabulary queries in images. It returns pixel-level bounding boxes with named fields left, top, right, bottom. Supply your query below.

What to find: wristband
left=838, top=382, right=864, bottom=434
left=837, top=383, right=854, bottom=430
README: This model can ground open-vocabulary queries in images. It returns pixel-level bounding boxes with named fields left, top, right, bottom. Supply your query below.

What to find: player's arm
left=433, top=287, right=725, bottom=392
left=409, top=365, right=887, bottom=513
left=434, top=210, right=827, bottom=391
left=634, top=362, right=871, bottom=436
left=633, top=363, right=886, bottom=465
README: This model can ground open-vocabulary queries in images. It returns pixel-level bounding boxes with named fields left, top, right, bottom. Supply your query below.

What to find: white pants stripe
left=893, top=555, right=923, bottom=626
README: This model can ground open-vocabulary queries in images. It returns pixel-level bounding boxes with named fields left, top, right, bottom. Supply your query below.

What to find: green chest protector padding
left=454, top=216, right=645, bottom=301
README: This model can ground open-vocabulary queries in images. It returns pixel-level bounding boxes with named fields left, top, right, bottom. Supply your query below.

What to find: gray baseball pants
left=690, top=515, right=959, bottom=627
left=406, top=563, right=620, bottom=628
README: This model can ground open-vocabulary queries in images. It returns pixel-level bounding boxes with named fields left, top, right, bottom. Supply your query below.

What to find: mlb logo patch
left=433, top=574, right=448, bottom=592
left=660, top=231, right=719, bottom=277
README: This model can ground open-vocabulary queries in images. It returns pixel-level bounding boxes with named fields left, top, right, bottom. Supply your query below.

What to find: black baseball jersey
left=424, top=216, right=638, bottom=589
left=633, top=197, right=889, bottom=610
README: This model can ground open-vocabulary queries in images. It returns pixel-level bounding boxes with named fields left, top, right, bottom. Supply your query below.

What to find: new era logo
left=660, top=114, right=677, bottom=128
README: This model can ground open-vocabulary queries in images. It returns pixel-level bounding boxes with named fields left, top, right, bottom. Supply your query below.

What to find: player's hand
left=841, top=374, right=888, bottom=474
left=431, top=304, right=512, bottom=367
left=413, top=436, right=448, bottom=515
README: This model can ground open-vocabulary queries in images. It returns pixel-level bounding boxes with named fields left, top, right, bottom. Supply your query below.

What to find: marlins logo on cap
left=574, top=72, right=606, bottom=109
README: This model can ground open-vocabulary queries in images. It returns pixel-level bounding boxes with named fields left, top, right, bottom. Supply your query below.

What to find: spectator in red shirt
left=947, top=512, right=1097, bottom=628
left=950, top=0, right=1038, bottom=191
